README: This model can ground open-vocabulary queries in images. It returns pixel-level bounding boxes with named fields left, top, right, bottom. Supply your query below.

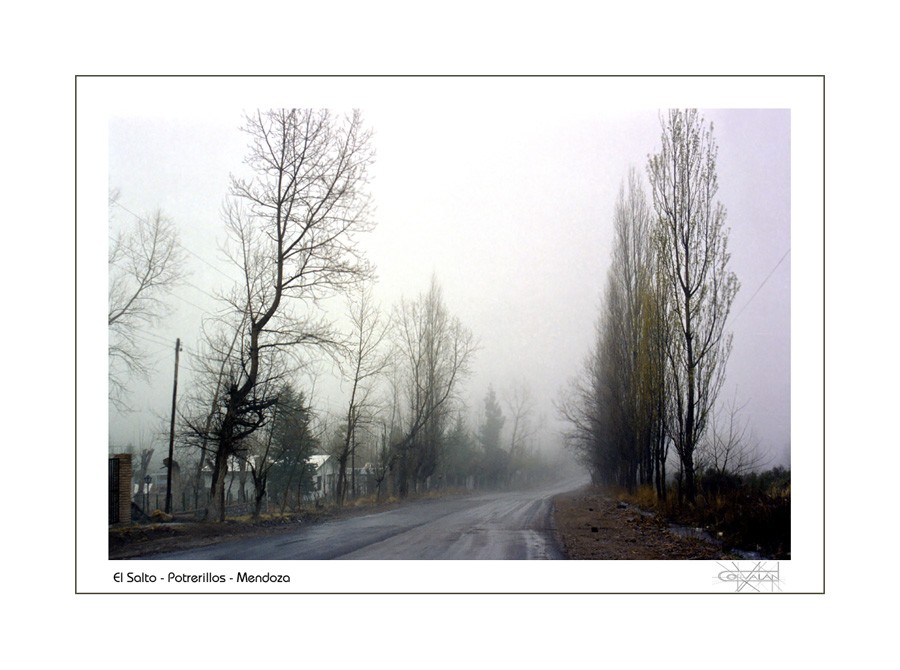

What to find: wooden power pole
left=165, top=338, right=181, bottom=514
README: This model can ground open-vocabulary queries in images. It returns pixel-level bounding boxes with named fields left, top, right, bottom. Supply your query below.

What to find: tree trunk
left=207, top=450, right=227, bottom=522
left=253, top=483, right=265, bottom=519
left=684, top=449, right=696, bottom=504
left=336, top=452, right=349, bottom=506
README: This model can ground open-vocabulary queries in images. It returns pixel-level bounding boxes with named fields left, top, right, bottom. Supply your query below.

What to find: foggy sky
left=99, top=78, right=792, bottom=469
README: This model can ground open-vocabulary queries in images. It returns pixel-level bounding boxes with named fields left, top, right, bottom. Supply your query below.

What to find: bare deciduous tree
left=604, top=167, right=670, bottom=493
left=557, top=168, right=667, bottom=494
left=108, top=191, right=185, bottom=408
left=556, top=328, right=607, bottom=486
left=392, top=276, right=477, bottom=497
left=505, top=379, right=535, bottom=460
left=697, top=390, right=769, bottom=480
left=200, top=108, right=375, bottom=521
left=334, top=284, right=392, bottom=505
left=647, top=109, right=740, bottom=503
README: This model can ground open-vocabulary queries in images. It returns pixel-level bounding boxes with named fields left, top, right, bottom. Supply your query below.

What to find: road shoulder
left=552, top=487, right=733, bottom=560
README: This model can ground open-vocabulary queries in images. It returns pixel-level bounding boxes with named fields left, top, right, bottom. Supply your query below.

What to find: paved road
left=147, top=479, right=585, bottom=560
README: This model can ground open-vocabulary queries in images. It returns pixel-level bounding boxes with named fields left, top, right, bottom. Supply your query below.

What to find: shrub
left=699, top=468, right=743, bottom=499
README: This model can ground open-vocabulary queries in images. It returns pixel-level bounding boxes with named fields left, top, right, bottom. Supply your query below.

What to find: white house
left=306, top=454, right=336, bottom=499
left=306, top=454, right=377, bottom=499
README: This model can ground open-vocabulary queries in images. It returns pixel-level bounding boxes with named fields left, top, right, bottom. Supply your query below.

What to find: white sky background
left=104, top=79, right=791, bottom=468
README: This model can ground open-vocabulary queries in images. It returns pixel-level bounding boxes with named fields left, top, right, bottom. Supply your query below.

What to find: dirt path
left=552, top=487, right=734, bottom=560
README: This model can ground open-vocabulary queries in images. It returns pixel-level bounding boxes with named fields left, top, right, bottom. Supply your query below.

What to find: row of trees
left=154, top=371, right=552, bottom=519
left=559, top=109, right=741, bottom=503
left=109, top=108, right=555, bottom=522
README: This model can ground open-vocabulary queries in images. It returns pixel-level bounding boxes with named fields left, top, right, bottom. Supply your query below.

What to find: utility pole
left=165, top=338, right=182, bottom=514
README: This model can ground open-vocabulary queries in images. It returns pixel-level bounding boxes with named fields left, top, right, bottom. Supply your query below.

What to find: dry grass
left=605, top=474, right=791, bottom=559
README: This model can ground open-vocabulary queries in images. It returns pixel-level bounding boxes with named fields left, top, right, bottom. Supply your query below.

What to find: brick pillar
left=110, top=453, right=132, bottom=525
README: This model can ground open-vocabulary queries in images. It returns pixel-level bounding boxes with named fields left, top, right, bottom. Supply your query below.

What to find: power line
left=181, top=240, right=240, bottom=284
left=170, top=291, right=213, bottom=314
left=729, top=248, right=790, bottom=324
left=109, top=197, right=238, bottom=283
left=130, top=330, right=175, bottom=350
left=109, top=197, right=244, bottom=320
left=107, top=247, right=227, bottom=307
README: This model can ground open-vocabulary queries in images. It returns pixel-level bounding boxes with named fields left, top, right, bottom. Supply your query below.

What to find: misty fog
left=101, top=81, right=790, bottom=498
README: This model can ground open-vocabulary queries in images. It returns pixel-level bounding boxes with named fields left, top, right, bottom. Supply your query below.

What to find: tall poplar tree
left=647, top=109, right=740, bottom=503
